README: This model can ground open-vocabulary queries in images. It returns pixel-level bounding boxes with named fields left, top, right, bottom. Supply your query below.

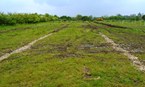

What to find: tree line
left=102, top=13, right=145, bottom=21
left=0, top=13, right=95, bottom=25
left=0, top=12, right=145, bottom=25
left=0, top=13, right=59, bottom=25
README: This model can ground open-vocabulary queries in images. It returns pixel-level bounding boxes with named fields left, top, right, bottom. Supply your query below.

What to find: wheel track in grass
left=99, top=32, right=145, bottom=72
left=0, top=24, right=68, bottom=62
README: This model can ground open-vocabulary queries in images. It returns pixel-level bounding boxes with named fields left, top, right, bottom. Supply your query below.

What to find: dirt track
left=0, top=33, right=53, bottom=61
left=99, top=32, right=145, bottom=72
left=1, top=24, right=145, bottom=72
left=0, top=24, right=68, bottom=61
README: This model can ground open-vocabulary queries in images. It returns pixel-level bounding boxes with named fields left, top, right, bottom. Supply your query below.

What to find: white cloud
left=0, top=0, right=145, bottom=16
left=0, top=0, right=56, bottom=14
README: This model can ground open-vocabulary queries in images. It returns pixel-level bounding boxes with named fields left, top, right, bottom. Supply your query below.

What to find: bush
left=142, top=15, right=145, bottom=21
left=0, top=13, right=59, bottom=25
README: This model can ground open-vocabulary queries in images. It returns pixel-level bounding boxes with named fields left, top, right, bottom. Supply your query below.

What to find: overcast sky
left=0, top=0, right=145, bottom=16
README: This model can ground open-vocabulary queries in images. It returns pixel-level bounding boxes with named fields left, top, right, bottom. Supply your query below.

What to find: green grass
left=0, top=21, right=145, bottom=87
left=1, top=53, right=145, bottom=87
left=98, top=21, right=145, bottom=65
left=102, top=20, right=145, bottom=29
left=0, top=22, right=64, bottom=56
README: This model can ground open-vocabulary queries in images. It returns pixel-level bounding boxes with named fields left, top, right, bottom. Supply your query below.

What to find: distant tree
left=103, top=13, right=145, bottom=21
left=53, top=15, right=59, bottom=21
left=136, top=13, right=142, bottom=20
left=0, top=12, right=61, bottom=25
left=142, top=15, right=145, bottom=21
left=75, top=15, right=93, bottom=21
left=117, top=14, right=122, bottom=16
left=81, top=16, right=89, bottom=21
left=0, top=13, right=6, bottom=25
left=0, top=13, right=16, bottom=25
left=60, top=16, right=72, bottom=21
left=88, top=15, right=93, bottom=21
left=129, top=14, right=137, bottom=20
left=138, top=13, right=142, bottom=17
left=76, top=14, right=83, bottom=20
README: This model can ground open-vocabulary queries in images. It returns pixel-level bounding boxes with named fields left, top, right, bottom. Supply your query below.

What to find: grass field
left=0, top=21, right=145, bottom=87
left=0, top=22, right=64, bottom=56
left=102, top=20, right=145, bottom=29
left=98, top=21, right=145, bottom=64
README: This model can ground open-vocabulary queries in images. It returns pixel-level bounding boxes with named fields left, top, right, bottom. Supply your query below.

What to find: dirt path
left=0, top=24, right=68, bottom=62
left=99, top=32, right=145, bottom=72
left=0, top=33, right=53, bottom=61
left=95, top=21, right=131, bottom=29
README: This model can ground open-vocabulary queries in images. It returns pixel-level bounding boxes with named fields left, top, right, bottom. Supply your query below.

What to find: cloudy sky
left=0, top=0, right=145, bottom=16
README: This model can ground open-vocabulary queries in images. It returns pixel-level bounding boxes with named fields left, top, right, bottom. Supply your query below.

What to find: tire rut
left=0, top=25, right=68, bottom=62
left=99, top=32, right=145, bottom=72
